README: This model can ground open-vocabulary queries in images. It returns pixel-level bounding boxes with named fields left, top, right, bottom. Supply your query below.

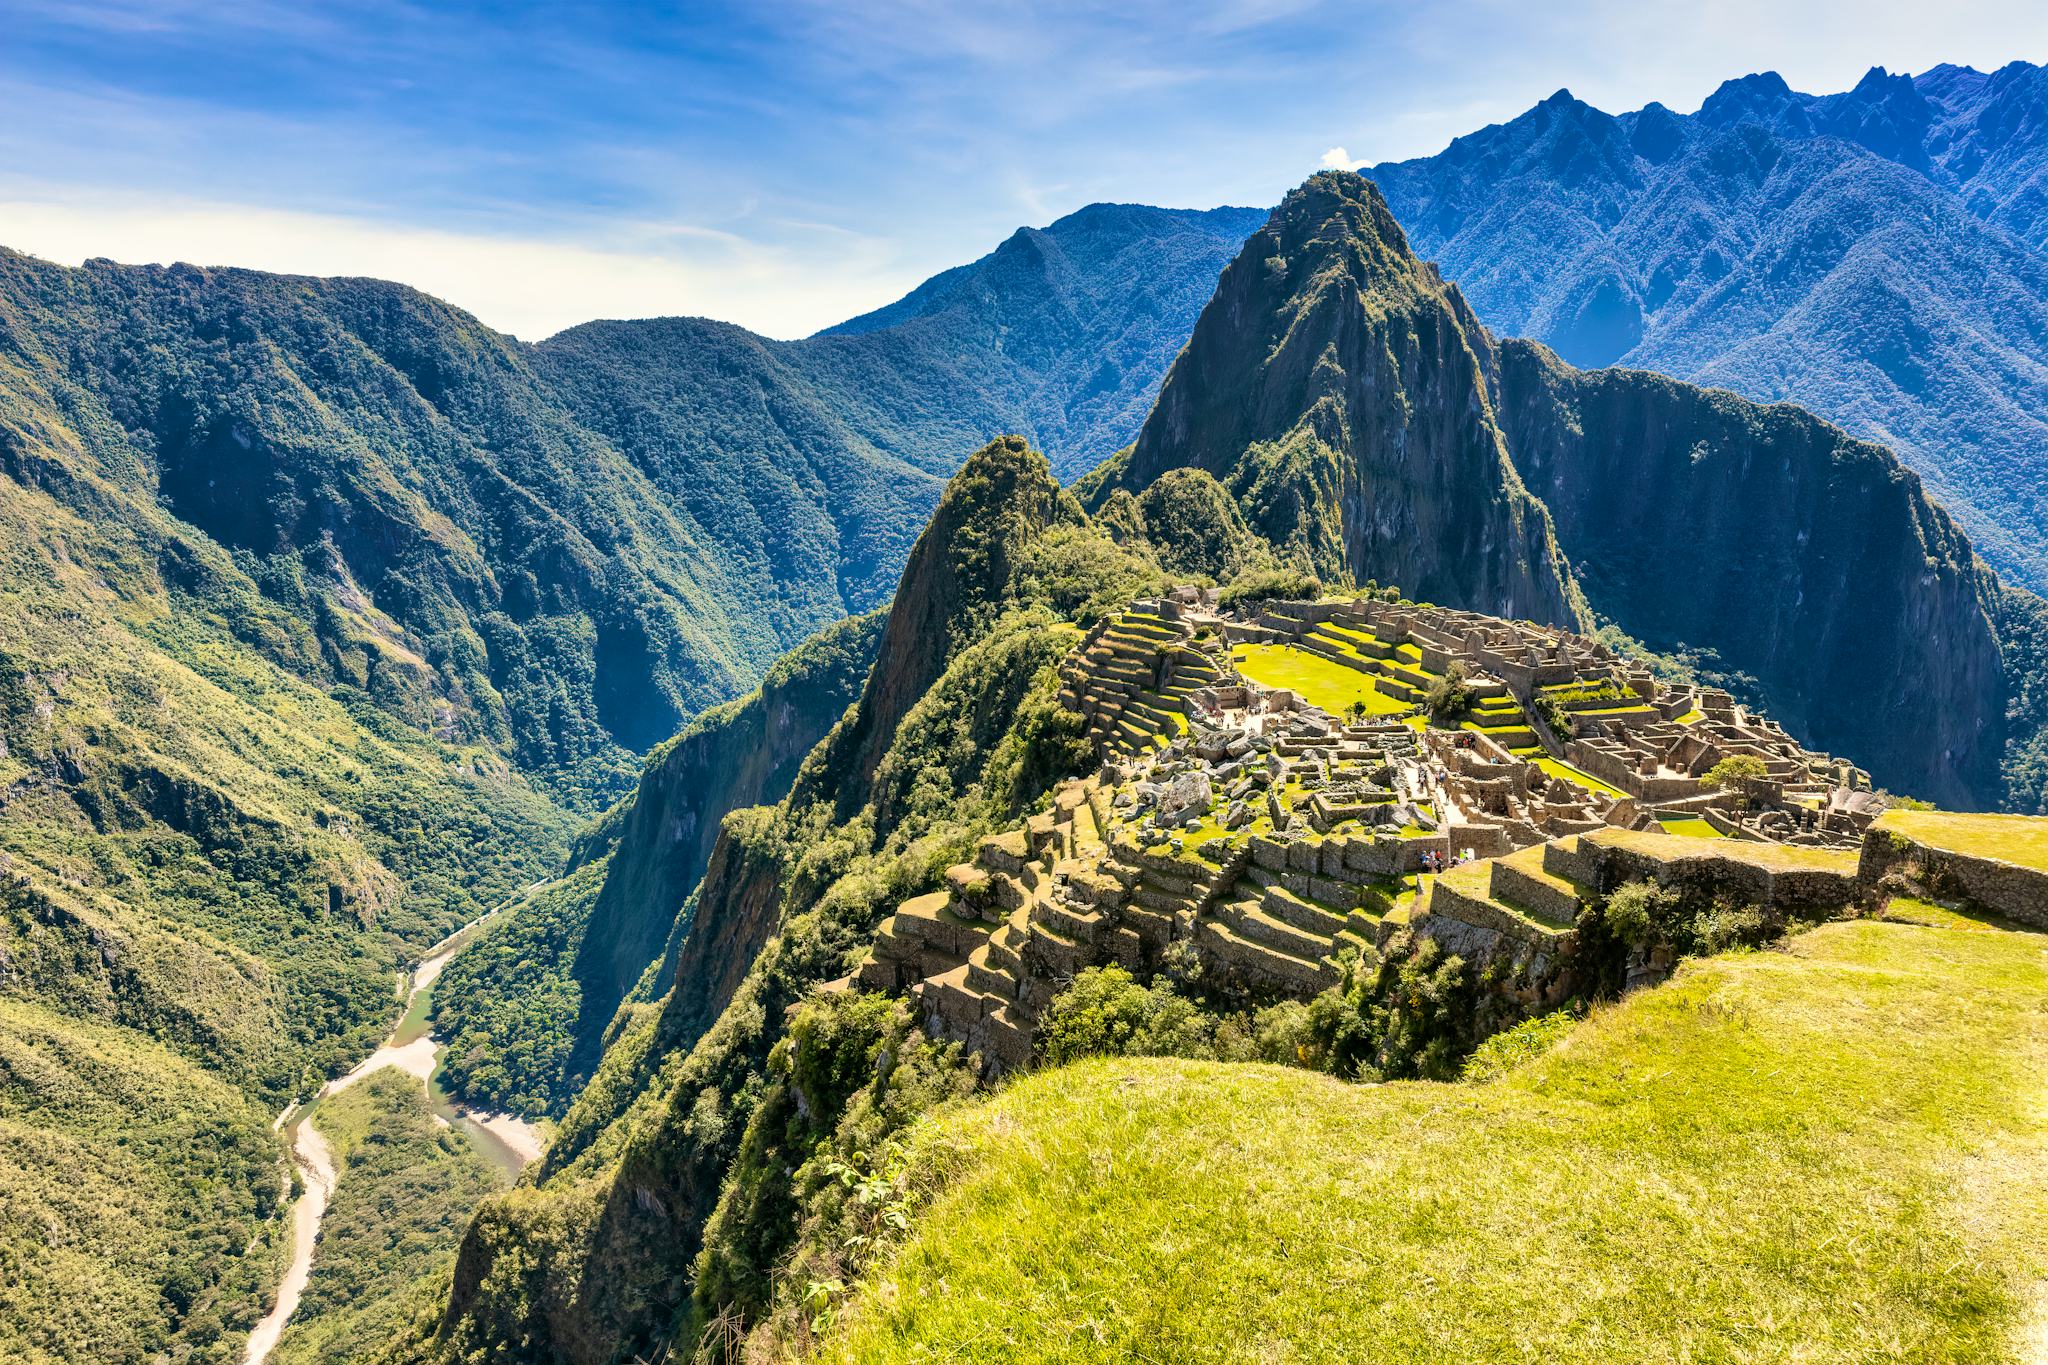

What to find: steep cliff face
left=1102, top=172, right=1583, bottom=627
left=1364, top=63, right=2048, bottom=592
left=425, top=441, right=1146, bottom=1365
left=802, top=435, right=1085, bottom=806
left=1492, top=341, right=2007, bottom=806
left=1082, top=172, right=2031, bottom=808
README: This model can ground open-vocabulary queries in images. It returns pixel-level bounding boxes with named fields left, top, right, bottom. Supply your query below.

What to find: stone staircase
left=864, top=778, right=1239, bottom=1072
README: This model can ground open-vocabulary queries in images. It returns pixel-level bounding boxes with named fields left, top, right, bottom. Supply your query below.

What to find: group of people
left=1419, top=847, right=1476, bottom=875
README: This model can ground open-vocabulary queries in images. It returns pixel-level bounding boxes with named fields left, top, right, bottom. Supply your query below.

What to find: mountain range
left=0, top=204, right=1252, bottom=1362
left=9, top=58, right=2048, bottom=1365
left=1365, top=60, right=2048, bottom=590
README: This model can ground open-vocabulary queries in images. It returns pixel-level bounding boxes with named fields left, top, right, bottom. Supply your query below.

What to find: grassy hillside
left=810, top=912, right=2048, bottom=1363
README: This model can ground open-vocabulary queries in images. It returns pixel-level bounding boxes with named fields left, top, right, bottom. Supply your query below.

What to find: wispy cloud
left=0, top=0, right=2043, bottom=336
left=0, top=184, right=922, bottom=340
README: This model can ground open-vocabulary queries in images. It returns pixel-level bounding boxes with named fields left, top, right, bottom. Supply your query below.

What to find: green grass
left=811, top=918, right=2048, bottom=1363
left=1231, top=643, right=1409, bottom=718
left=1529, top=754, right=1627, bottom=799
left=1588, top=827, right=1860, bottom=874
left=1655, top=815, right=1727, bottom=839
left=1875, top=809, right=2048, bottom=873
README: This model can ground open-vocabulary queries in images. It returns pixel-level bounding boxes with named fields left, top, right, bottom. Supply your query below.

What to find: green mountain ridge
left=0, top=201, right=1253, bottom=1364
left=393, top=173, right=2048, bottom=1363
left=9, top=155, right=2048, bottom=1365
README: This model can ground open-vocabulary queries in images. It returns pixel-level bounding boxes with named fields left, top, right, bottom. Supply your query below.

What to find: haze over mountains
left=1365, top=60, right=2048, bottom=589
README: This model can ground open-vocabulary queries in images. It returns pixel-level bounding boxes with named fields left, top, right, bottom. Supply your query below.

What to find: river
left=242, top=905, right=546, bottom=1364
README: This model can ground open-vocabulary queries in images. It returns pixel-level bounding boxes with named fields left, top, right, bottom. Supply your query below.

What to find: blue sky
left=1, top=0, right=2041, bottom=339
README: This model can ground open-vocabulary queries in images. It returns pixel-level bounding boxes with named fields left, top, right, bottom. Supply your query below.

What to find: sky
left=1, top=0, right=2041, bottom=341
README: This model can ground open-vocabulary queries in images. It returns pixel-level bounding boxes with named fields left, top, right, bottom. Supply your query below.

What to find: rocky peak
left=1697, top=70, right=1807, bottom=130
left=1102, top=171, right=1584, bottom=630
left=808, top=435, right=1081, bottom=800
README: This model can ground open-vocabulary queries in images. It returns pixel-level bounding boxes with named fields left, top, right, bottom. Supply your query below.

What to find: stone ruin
left=853, top=592, right=1898, bottom=1073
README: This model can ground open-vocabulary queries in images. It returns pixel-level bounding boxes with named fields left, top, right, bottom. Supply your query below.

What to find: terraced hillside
left=867, top=586, right=1880, bottom=1081
left=403, top=431, right=2048, bottom=1365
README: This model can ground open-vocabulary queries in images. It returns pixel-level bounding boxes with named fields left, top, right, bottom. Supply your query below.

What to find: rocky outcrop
left=1094, top=172, right=1584, bottom=628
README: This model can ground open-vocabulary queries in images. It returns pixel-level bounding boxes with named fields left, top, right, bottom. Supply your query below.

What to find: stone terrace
left=858, top=591, right=1907, bottom=1073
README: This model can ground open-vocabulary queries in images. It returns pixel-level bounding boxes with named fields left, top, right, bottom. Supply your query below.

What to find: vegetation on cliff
left=431, top=610, right=888, bottom=1118
left=386, top=439, right=1168, bottom=1365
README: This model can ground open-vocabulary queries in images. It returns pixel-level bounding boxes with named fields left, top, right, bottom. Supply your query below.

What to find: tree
left=1703, top=754, right=1771, bottom=809
left=1704, top=754, right=1769, bottom=790
left=1424, top=662, right=1474, bottom=724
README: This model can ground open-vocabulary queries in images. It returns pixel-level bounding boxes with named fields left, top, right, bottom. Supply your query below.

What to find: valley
left=2, top=46, right=2047, bottom=1365
left=246, top=906, right=544, bottom=1365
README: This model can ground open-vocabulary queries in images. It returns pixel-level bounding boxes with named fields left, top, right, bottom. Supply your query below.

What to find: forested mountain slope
left=1365, top=62, right=2048, bottom=591
left=0, top=199, right=1253, bottom=1364
left=398, top=438, right=1166, bottom=1365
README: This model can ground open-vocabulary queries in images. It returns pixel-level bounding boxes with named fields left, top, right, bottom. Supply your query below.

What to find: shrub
left=1298, top=936, right=1471, bottom=1080
left=1218, top=565, right=1321, bottom=613
left=1603, top=879, right=1679, bottom=949
left=1247, top=999, right=1315, bottom=1065
left=1689, top=901, right=1767, bottom=955
left=1037, top=966, right=1234, bottom=1065
left=1424, top=662, right=1475, bottom=724
left=1461, top=1009, right=1576, bottom=1082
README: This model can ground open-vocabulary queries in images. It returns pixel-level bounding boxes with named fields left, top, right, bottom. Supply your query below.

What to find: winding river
left=242, top=907, right=546, bottom=1364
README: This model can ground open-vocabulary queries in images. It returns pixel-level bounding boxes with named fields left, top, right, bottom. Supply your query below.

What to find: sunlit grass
left=814, top=919, right=2048, bottom=1364
left=1876, top=809, right=2048, bottom=873
left=1530, top=753, right=1626, bottom=798
left=1232, top=643, right=1410, bottom=718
